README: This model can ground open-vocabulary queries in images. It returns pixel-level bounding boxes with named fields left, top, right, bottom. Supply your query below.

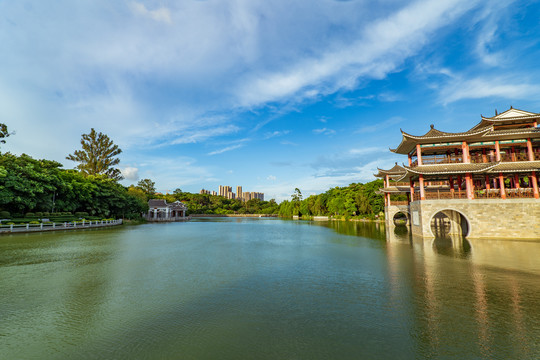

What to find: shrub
left=35, top=212, right=43, bottom=217
left=43, top=212, right=50, bottom=216
left=6, top=222, right=15, bottom=225
left=29, top=221, right=40, bottom=225
left=0, top=210, right=10, bottom=218
left=25, top=212, right=35, bottom=217
left=75, top=212, right=89, bottom=217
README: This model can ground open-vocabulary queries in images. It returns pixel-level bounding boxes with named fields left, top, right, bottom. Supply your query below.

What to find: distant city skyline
left=2, top=1, right=540, bottom=201
left=201, top=186, right=264, bottom=202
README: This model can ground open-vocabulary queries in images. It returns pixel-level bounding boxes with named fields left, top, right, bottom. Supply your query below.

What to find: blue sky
left=1, top=0, right=540, bottom=201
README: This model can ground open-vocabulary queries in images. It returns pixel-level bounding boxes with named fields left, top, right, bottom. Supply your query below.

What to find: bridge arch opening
left=430, top=209, right=470, bottom=237
left=392, top=211, right=409, bottom=226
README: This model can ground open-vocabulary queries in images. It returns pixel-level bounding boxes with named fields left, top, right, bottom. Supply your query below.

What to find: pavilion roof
left=487, top=161, right=540, bottom=173
left=148, top=199, right=187, bottom=209
left=374, top=163, right=406, bottom=178
left=378, top=185, right=411, bottom=193
left=470, top=107, right=540, bottom=131
left=395, top=160, right=540, bottom=181
left=391, top=107, right=540, bottom=155
left=148, top=199, right=168, bottom=207
left=403, top=162, right=498, bottom=176
left=392, top=125, right=491, bottom=154
left=482, top=127, right=540, bottom=139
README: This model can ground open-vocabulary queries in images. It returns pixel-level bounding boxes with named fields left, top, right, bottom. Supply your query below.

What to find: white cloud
left=313, top=128, right=336, bottom=135
left=171, top=125, right=240, bottom=145
left=208, top=144, right=244, bottom=156
left=121, top=166, right=139, bottom=181
left=234, top=0, right=482, bottom=108
left=348, top=147, right=385, bottom=155
left=264, top=130, right=290, bottom=139
left=267, top=175, right=277, bottom=181
left=439, top=76, right=540, bottom=104
left=130, top=2, right=172, bottom=24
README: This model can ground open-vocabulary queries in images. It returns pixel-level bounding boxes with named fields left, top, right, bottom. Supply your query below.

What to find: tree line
left=0, top=126, right=146, bottom=218
left=0, top=123, right=385, bottom=220
left=277, top=181, right=384, bottom=219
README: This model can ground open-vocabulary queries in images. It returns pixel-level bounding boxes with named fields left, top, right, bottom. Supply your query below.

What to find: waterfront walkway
left=0, top=219, right=123, bottom=234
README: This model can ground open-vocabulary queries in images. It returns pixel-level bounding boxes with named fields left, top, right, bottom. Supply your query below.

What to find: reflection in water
left=385, top=224, right=540, bottom=359
left=311, top=220, right=386, bottom=241
left=432, top=236, right=472, bottom=259
left=2, top=219, right=540, bottom=359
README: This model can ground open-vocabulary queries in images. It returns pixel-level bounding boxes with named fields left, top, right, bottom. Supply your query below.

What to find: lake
left=1, top=217, right=540, bottom=359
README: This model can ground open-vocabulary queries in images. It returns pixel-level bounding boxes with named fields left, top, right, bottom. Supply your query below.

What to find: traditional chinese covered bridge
left=376, top=107, right=540, bottom=239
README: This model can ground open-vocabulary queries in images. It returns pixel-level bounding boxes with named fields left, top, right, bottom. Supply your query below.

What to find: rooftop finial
left=510, top=105, right=513, bottom=109
left=430, top=124, right=434, bottom=129
left=495, top=109, right=498, bottom=116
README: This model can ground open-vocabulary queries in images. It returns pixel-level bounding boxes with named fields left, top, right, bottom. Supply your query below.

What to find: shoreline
left=190, top=214, right=278, bottom=218
left=0, top=219, right=123, bottom=235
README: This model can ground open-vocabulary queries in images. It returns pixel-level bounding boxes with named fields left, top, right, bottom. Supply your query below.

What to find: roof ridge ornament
left=430, top=124, right=434, bottom=129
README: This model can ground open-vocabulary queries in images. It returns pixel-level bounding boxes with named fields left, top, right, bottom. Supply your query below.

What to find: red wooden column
left=408, top=153, right=412, bottom=166
left=532, top=171, right=539, bottom=199
left=495, top=141, right=501, bottom=161
left=482, top=148, right=487, bottom=163
left=485, top=175, right=490, bottom=190
left=527, top=138, right=534, bottom=161
left=419, top=174, right=425, bottom=200
left=416, top=144, right=423, bottom=165
left=499, top=173, right=506, bottom=199
left=386, top=193, right=391, bottom=206
left=385, top=174, right=390, bottom=188
left=465, top=173, right=474, bottom=199
left=449, top=175, right=454, bottom=192
left=514, top=174, right=520, bottom=189
left=409, top=179, right=415, bottom=199
left=457, top=175, right=462, bottom=191
left=462, top=141, right=470, bottom=163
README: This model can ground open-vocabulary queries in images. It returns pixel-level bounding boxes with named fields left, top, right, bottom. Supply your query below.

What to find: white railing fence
left=0, top=219, right=123, bottom=233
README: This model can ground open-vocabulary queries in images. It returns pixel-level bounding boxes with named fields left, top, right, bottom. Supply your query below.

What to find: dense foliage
left=154, top=191, right=280, bottom=215
left=278, top=181, right=384, bottom=219
left=150, top=181, right=384, bottom=218
left=0, top=152, right=147, bottom=218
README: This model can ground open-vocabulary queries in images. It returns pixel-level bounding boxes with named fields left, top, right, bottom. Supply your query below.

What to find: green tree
left=137, top=178, right=156, bottom=196
left=291, top=188, right=303, bottom=202
left=66, top=128, right=123, bottom=180
left=0, top=123, right=12, bottom=146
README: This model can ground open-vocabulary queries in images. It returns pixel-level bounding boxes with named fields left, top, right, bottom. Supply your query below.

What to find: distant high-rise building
left=210, top=185, right=263, bottom=201
left=236, top=186, right=242, bottom=200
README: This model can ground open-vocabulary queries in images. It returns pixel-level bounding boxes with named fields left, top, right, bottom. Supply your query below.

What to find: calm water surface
left=1, top=218, right=540, bottom=359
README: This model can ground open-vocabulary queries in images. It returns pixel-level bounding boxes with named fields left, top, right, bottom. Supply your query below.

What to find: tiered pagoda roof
left=374, top=163, right=406, bottom=178
left=391, top=107, right=540, bottom=155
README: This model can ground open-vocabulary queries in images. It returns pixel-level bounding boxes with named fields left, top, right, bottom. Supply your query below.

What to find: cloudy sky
left=1, top=0, right=540, bottom=200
